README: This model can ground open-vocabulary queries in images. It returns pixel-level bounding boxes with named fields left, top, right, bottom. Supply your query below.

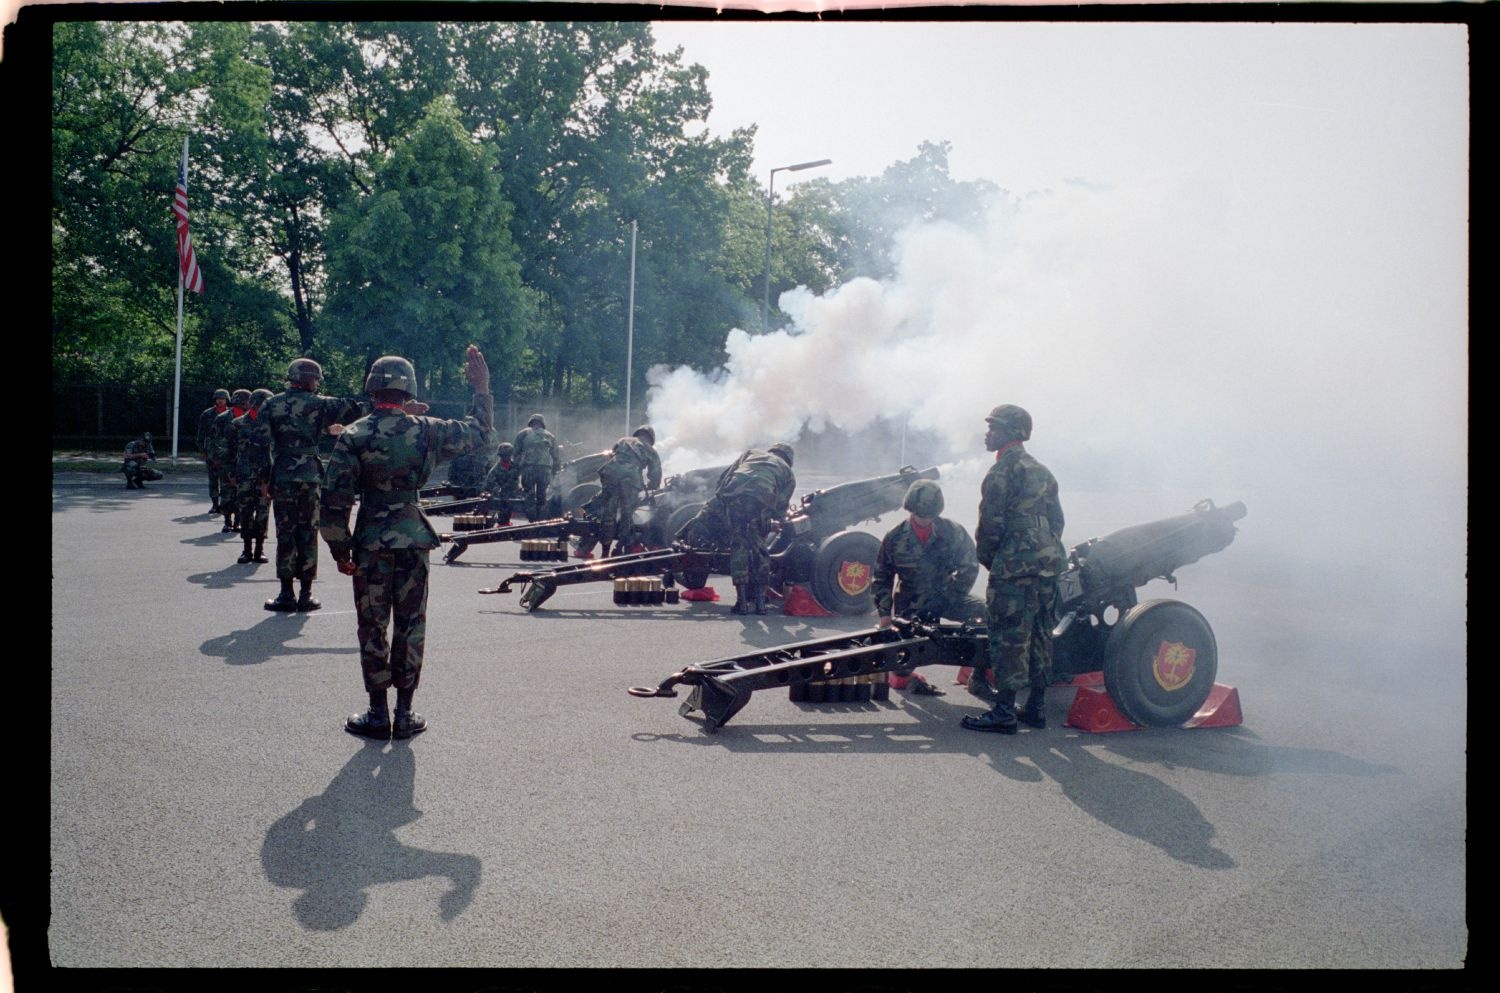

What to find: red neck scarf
left=374, top=401, right=406, bottom=412
left=993, top=440, right=1023, bottom=461
left=231, top=406, right=246, bottom=418
left=909, top=516, right=934, bottom=543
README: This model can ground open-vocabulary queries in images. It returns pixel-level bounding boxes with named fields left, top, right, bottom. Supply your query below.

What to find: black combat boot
left=265, top=578, right=298, bottom=612
left=393, top=686, right=427, bottom=739
left=961, top=688, right=1019, bottom=734
left=253, top=538, right=268, bottom=563
left=1020, top=684, right=1047, bottom=729
left=730, top=584, right=749, bottom=614
left=237, top=536, right=254, bottom=564
left=966, top=667, right=998, bottom=703
left=752, top=582, right=768, bottom=615
left=296, top=578, right=321, bottom=612
left=221, top=510, right=236, bottom=533
left=345, top=689, right=391, bottom=739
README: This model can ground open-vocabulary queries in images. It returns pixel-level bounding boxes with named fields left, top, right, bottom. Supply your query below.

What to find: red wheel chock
left=679, top=586, right=719, bottom=602
left=780, top=583, right=834, bottom=617
left=1062, top=672, right=1244, bottom=733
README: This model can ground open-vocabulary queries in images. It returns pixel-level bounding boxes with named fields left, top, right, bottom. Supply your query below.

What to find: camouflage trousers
left=985, top=575, right=1060, bottom=692
left=235, top=483, right=271, bottom=540
left=351, top=547, right=430, bottom=692
left=724, top=496, right=771, bottom=587
left=519, top=466, right=551, bottom=520
left=272, top=482, right=321, bottom=581
left=122, top=461, right=162, bottom=484
left=582, top=480, right=641, bottom=549
left=207, top=458, right=226, bottom=506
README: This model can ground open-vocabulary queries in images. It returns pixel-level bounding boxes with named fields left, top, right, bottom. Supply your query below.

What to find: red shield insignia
left=837, top=561, right=871, bottom=596
left=1153, top=640, right=1196, bottom=692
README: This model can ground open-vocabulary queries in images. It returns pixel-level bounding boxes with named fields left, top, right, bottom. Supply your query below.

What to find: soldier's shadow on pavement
left=261, top=741, right=481, bottom=931
left=201, top=613, right=354, bottom=666
left=187, top=561, right=279, bottom=590
left=631, top=687, right=1400, bottom=871
left=179, top=529, right=248, bottom=549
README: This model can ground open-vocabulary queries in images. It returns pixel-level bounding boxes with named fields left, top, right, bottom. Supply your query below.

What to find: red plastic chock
left=1063, top=671, right=1244, bottom=733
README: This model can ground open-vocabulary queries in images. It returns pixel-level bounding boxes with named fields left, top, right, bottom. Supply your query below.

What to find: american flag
left=174, top=145, right=204, bottom=294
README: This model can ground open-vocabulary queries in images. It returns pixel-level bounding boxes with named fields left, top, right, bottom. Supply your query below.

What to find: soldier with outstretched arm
left=320, top=345, right=498, bottom=740
left=963, top=404, right=1066, bottom=734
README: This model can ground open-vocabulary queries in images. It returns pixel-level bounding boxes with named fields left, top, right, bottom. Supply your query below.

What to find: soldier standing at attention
left=226, top=388, right=275, bottom=565
left=210, top=390, right=251, bottom=532
left=261, top=359, right=370, bottom=613
left=870, top=479, right=988, bottom=697
left=512, top=413, right=558, bottom=521
left=576, top=424, right=663, bottom=557
left=482, top=442, right=521, bottom=524
left=962, top=404, right=1066, bottom=734
left=197, top=388, right=229, bottom=513
left=321, top=345, right=498, bottom=740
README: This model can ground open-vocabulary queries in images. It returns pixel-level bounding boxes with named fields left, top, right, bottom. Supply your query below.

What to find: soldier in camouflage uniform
left=320, top=345, right=498, bottom=740
left=443, top=397, right=494, bottom=497
left=962, top=404, right=1066, bottom=734
left=482, top=442, right=520, bottom=524
left=207, top=390, right=248, bottom=531
left=120, top=432, right=161, bottom=489
left=196, top=388, right=230, bottom=512
left=680, top=444, right=796, bottom=614
left=871, top=479, right=988, bottom=697
left=262, top=359, right=370, bottom=613
left=576, top=425, right=663, bottom=557
left=226, top=388, right=275, bottom=564
left=512, top=413, right=559, bottom=521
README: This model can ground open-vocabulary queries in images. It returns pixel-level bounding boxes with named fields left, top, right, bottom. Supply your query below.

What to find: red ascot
left=993, top=440, right=1022, bottom=461
left=373, top=401, right=407, bottom=412
left=231, top=406, right=246, bottom=417
left=909, top=516, right=934, bottom=543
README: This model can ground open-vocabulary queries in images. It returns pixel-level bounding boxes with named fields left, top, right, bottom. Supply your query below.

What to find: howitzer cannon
left=478, top=465, right=942, bottom=615
left=439, top=463, right=730, bottom=563
left=628, top=498, right=1247, bottom=731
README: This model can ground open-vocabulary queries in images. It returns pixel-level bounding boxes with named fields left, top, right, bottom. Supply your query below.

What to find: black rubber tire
left=1101, top=598, right=1218, bottom=727
left=808, top=530, right=881, bottom=616
left=564, top=482, right=602, bottom=515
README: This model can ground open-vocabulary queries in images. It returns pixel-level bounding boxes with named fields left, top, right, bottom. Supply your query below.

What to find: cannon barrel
left=781, top=465, right=941, bottom=544
left=1069, top=499, right=1246, bottom=602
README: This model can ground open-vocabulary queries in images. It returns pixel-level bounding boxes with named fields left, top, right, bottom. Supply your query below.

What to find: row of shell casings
left=452, top=513, right=494, bottom=532
left=519, top=539, right=570, bottom=561
left=788, top=670, right=891, bottom=703
left=612, top=577, right=680, bottom=605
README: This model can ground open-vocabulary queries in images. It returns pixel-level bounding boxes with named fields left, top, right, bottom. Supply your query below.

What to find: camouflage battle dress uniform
left=262, top=360, right=370, bottom=612
left=512, top=415, right=559, bottom=521
left=121, top=433, right=161, bottom=488
left=225, top=389, right=275, bottom=564
left=196, top=389, right=229, bottom=511
left=482, top=443, right=521, bottom=523
left=577, top=426, right=662, bottom=556
left=964, top=404, right=1066, bottom=734
left=206, top=394, right=246, bottom=530
left=680, top=444, right=796, bottom=614
left=443, top=398, right=494, bottom=498
left=321, top=349, right=498, bottom=740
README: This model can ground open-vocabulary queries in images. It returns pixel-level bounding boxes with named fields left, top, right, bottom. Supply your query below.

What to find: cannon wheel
left=808, top=530, right=881, bottom=616
left=1101, top=599, right=1218, bottom=727
left=564, top=482, right=601, bottom=515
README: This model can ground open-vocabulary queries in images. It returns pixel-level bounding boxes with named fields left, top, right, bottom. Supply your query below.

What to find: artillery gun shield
left=663, top=501, right=705, bottom=544
left=1101, top=599, right=1218, bottom=727
left=808, top=530, right=881, bottom=616
left=564, top=482, right=602, bottom=515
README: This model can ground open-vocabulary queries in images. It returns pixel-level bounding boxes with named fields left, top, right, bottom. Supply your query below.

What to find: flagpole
left=624, top=218, right=637, bottom=436
left=171, top=136, right=188, bottom=463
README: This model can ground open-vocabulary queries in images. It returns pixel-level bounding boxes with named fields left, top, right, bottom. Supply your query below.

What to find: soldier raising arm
left=320, top=344, right=498, bottom=740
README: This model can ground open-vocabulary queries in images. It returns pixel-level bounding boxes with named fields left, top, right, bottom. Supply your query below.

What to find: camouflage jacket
left=871, top=516, right=981, bottom=617
left=445, top=451, right=493, bottom=495
left=483, top=457, right=521, bottom=498
left=122, top=438, right=155, bottom=460
left=512, top=426, right=559, bottom=470
left=320, top=392, right=498, bottom=556
left=975, top=443, right=1066, bottom=580
left=262, top=389, right=370, bottom=488
left=715, top=449, right=796, bottom=516
left=598, top=436, right=662, bottom=492
left=196, top=404, right=225, bottom=454
left=226, top=410, right=273, bottom=486
left=204, top=407, right=240, bottom=461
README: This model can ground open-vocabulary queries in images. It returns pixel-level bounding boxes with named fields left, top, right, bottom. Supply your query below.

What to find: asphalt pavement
left=44, top=470, right=1469, bottom=985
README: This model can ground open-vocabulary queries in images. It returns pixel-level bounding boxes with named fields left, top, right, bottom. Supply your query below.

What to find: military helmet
left=212, top=388, right=230, bottom=402
left=767, top=443, right=795, bottom=466
left=985, top=404, right=1033, bottom=441
left=142, top=431, right=153, bottom=442
left=497, top=442, right=514, bottom=457
left=287, top=358, right=323, bottom=384
left=633, top=424, right=656, bottom=446
left=903, top=479, right=944, bottom=518
left=364, top=355, right=418, bottom=398
left=528, top=413, right=546, bottom=428
left=230, top=388, right=253, bottom=406
left=250, top=388, right=274, bottom=408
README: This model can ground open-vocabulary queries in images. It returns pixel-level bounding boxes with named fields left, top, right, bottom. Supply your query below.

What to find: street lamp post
left=762, top=158, right=831, bottom=332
